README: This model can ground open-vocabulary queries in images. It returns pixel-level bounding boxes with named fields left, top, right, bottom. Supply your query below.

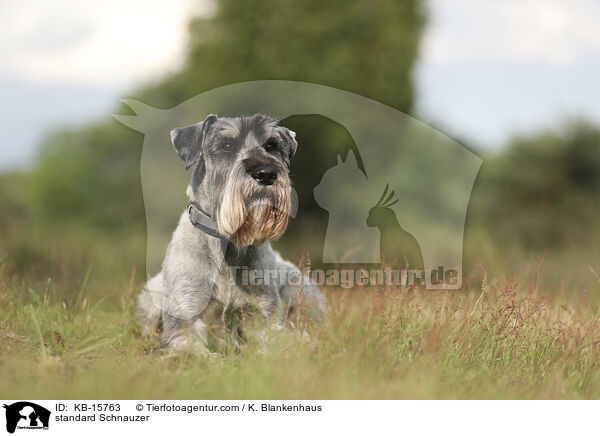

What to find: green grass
left=1, top=252, right=600, bottom=399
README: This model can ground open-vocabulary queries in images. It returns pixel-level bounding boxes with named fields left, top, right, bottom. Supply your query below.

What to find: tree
left=32, top=0, right=426, bottom=237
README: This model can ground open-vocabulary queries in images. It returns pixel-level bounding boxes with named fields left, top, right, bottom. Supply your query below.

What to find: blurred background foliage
left=1, top=0, right=600, bottom=293
left=469, top=121, right=600, bottom=250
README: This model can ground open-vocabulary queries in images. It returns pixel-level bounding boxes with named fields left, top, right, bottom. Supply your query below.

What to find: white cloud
left=0, top=0, right=213, bottom=87
left=422, top=0, right=600, bottom=67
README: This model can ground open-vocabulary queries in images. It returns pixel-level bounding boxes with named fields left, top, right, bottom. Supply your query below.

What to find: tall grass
left=1, top=254, right=599, bottom=399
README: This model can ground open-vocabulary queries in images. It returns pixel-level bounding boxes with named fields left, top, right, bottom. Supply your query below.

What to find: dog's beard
left=216, top=165, right=291, bottom=247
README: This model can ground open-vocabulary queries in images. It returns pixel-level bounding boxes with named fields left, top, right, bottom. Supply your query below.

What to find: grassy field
left=2, top=235, right=600, bottom=399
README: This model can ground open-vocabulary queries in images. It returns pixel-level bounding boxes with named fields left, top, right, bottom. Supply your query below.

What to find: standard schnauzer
left=137, top=113, right=325, bottom=354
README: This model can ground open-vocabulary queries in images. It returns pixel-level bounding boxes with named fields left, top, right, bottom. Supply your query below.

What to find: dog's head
left=170, top=113, right=297, bottom=247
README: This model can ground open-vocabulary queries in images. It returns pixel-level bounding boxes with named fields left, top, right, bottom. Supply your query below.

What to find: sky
left=416, top=0, right=600, bottom=147
left=1, top=0, right=600, bottom=170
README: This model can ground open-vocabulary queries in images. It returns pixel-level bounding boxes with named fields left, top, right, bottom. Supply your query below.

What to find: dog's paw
left=161, top=336, right=218, bottom=360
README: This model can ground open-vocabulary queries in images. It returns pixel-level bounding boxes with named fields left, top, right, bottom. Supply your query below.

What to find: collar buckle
left=187, top=201, right=226, bottom=240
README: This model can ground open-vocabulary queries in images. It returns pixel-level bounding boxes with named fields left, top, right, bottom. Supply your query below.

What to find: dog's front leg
left=244, top=288, right=285, bottom=353
left=161, top=312, right=214, bottom=357
left=160, top=269, right=214, bottom=356
left=276, top=263, right=327, bottom=323
left=255, top=286, right=286, bottom=328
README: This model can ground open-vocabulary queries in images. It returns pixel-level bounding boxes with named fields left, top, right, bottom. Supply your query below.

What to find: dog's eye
left=264, top=140, right=278, bottom=153
left=221, top=143, right=233, bottom=151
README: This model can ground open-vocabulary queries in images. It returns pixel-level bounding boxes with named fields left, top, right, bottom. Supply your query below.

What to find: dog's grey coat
left=137, top=114, right=325, bottom=353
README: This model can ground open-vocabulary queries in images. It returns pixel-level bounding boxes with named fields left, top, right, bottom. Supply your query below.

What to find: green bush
left=468, top=121, right=600, bottom=250
left=31, top=122, right=144, bottom=230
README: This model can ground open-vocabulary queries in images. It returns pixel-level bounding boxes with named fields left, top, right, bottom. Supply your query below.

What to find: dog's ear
left=170, top=114, right=218, bottom=170
left=278, top=127, right=298, bottom=158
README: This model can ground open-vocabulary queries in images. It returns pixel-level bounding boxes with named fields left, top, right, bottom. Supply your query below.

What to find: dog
left=137, top=113, right=326, bottom=354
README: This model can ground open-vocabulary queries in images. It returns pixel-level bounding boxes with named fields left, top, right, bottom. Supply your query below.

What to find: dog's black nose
left=251, top=166, right=277, bottom=185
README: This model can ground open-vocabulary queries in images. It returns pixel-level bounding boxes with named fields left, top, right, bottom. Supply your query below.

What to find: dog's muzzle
left=216, top=160, right=291, bottom=247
